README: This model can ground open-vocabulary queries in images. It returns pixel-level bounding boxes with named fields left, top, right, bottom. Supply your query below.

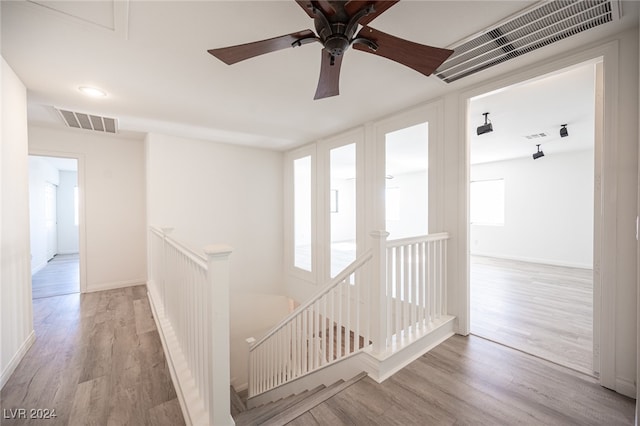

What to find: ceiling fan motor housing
left=313, top=2, right=374, bottom=59
left=324, top=34, right=350, bottom=56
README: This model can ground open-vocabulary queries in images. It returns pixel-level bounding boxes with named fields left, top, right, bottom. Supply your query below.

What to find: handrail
left=247, top=230, right=451, bottom=399
left=250, top=248, right=373, bottom=350
left=150, top=225, right=207, bottom=266
left=386, top=232, right=450, bottom=248
left=147, top=226, right=232, bottom=425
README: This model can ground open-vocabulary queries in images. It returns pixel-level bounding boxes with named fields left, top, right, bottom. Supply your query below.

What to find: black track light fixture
left=560, top=124, right=568, bottom=138
left=477, top=112, right=493, bottom=135
left=533, top=144, right=545, bottom=160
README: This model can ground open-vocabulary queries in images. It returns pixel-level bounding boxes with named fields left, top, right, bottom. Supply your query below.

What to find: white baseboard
left=86, top=279, right=147, bottom=293
left=0, top=330, right=35, bottom=390
left=470, top=252, right=592, bottom=270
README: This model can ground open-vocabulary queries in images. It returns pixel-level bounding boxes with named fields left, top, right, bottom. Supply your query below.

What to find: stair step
left=261, top=372, right=368, bottom=426
left=230, top=385, right=247, bottom=417
left=234, top=385, right=325, bottom=426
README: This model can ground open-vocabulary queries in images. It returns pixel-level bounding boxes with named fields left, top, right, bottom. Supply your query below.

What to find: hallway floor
left=1, top=285, right=184, bottom=425
left=32, top=253, right=79, bottom=299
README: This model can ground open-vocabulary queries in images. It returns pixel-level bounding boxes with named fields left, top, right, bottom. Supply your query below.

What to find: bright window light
left=470, top=179, right=505, bottom=225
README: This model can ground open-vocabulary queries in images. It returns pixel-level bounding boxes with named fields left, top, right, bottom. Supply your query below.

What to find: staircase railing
left=148, top=226, right=233, bottom=426
left=248, top=249, right=374, bottom=396
left=247, top=231, right=450, bottom=398
left=385, top=233, right=449, bottom=343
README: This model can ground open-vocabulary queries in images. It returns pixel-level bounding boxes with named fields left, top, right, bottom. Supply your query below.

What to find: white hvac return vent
left=435, top=0, right=620, bottom=83
left=57, top=108, right=118, bottom=134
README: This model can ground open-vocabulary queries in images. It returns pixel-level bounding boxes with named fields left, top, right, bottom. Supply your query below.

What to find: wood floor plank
left=148, top=398, right=184, bottom=426
left=31, top=253, right=80, bottom=299
left=134, top=298, right=157, bottom=335
left=1, top=286, right=184, bottom=426
left=470, top=255, right=594, bottom=374
left=283, top=335, right=634, bottom=425
left=68, top=376, right=110, bottom=426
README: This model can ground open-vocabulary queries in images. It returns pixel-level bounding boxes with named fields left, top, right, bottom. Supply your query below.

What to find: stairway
left=230, top=372, right=367, bottom=425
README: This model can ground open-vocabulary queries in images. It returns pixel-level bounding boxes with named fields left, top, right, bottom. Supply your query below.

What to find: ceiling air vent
left=524, top=132, right=548, bottom=139
left=435, top=0, right=620, bottom=83
left=57, top=108, right=118, bottom=134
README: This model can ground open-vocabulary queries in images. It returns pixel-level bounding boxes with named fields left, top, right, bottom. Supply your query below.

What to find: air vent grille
left=524, top=133, right=549, bottom=139
left=435, top=0, right=619, bottom=83
left=57, top=108, right=118, bottom=134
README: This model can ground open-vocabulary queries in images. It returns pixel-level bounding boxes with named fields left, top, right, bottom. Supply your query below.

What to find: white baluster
left=370, top=230, right=389, bottom=354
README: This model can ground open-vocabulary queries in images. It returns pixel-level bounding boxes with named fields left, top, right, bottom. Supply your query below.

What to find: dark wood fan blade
left=353, top=26, right=453, bottom=76
left=295, top=1, right=336, bottom=18
left=344, top=1, right=399, bottom=26
left=314, top=49, right=343, bottom=100
left=208, top=30, right=317, bottom=65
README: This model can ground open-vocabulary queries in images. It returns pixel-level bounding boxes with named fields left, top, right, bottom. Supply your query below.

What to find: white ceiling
left=469, top=60, right=598, bottom=164
left=1, top=1, right=638, bottom=154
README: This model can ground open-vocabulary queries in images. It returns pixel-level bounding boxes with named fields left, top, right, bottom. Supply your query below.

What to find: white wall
left=1, top=57, right=34, bottom=389
left=470, top=149, right=594, bottom=268
left=146, top=133, right=284, bottom=391
left=57, top=170, right=79, bottom=254
left=28, top=156, right=58, bottom=273
left=145, top=132, right=283, bottom=295
left=29, top=126, right=147, bottom=292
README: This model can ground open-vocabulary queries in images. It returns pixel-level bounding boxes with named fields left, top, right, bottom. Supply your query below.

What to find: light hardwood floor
left=1, top=286, right=184, bottom=425
left=288, top=335, right=634, bottom=425
left=32, top=254, right=80, bottom=299
left=470, top=255, right=593, bottom=375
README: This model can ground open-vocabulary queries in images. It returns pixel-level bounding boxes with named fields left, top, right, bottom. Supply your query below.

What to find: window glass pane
left=470, top=179, right=505, bottom=225
left=294, top=156, right=312, bottom=271
left=385, top=122, right=428, bottom=239
left=330, top=143, right=356, bottom=277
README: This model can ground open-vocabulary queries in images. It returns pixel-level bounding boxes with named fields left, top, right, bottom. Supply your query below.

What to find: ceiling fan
left=207, top=1, right=454, bottom=100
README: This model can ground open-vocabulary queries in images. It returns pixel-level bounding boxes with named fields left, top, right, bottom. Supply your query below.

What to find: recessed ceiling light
left=78, top=86, right=107, bottom=97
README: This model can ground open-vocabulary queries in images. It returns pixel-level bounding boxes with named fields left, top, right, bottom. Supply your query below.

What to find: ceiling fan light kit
left=207, top=1, right=454, bottom=100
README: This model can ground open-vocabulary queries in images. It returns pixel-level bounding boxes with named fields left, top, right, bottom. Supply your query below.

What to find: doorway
left=29, top=155, right=80, bottom=298
left=468, top=61, right=598, bottom=375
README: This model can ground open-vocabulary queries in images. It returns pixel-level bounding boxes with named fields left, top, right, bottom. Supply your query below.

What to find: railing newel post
left=370, top=230, right=389, bottom=355
left=204, top=244, right=234, bottom=426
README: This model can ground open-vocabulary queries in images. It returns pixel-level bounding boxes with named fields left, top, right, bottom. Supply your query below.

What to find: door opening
left=468, top=61, right=599, bottom=376
left=29, top=155, right=80, bottom=299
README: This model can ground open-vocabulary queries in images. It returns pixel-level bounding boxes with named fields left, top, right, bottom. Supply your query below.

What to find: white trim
left=284, top=144, right=318, bottom=284
left=0, top=330, right=35, bottom=390
left=470, top=252, right=593, bottom=270
left=317, top=128, right=365, bottom=284
left=362, top=316, right=455, bottom=383
left=28, top=150, right=87, bottom=294
left=85, top=278, right=146, bottom=293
